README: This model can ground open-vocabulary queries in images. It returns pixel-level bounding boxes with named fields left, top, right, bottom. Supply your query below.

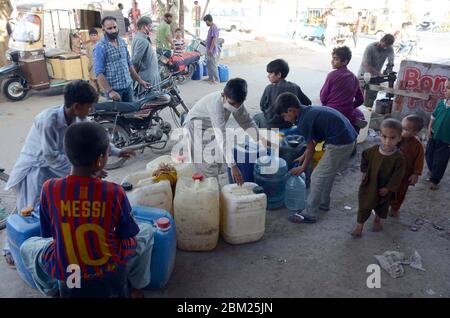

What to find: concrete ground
left=0, top=35, right=449, bottom=298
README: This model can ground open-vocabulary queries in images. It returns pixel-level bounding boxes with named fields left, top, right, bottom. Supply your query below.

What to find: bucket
left=374, top=98, right=392, bottom=115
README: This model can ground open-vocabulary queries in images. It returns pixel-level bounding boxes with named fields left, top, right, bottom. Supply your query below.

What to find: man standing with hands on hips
left=203, top=14, right=220, bottom=84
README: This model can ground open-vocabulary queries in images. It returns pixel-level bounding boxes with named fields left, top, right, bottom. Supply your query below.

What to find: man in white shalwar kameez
left=183, top=78, right=272, bottom=185
left=5, top=80, right=133, bottom=213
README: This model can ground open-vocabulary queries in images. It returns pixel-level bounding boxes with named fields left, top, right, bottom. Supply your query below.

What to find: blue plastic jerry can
left=218, top=64, right=229, bottom=82
left=6, top=212, right=41, bottom=288
left=132, top=206, right=176, bottom=290
left=191, top=62, right=203, bottom=80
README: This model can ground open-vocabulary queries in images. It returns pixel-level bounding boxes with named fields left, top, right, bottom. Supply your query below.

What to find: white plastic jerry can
left=121, top=170, right=153, bottom=188
left=146, top=154, right=195, bottom=180
left=357, top=105, right=372, bottom=144
left=173, top=174, right=220, bottom=251
left=146, top=155, right=175, bottom=174
left=126, top=180, right=173, bottom=215
left=220, top=183, right=267, bottom=245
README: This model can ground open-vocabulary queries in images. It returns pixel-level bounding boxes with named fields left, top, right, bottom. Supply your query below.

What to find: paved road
left=1, top=40, right=449, bottom=298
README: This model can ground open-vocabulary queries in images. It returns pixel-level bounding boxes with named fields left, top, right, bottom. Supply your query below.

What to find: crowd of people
left=3, top=9, right=450, bottom=297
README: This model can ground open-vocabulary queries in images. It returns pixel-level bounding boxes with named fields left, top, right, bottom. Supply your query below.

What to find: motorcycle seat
left=94, top=94, right=172, bottom=113
left=139, top=93, right=172, bottom=110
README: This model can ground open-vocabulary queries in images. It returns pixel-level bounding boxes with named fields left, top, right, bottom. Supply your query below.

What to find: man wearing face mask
left=94, top=16, right=150, bottom=103
left=183, top=78, right=271, bottom=185
left=132, top=17, right=161, bottom=95
left=4, top=81, right=135, bottom=217
left=358, top=34, right=395, bottom=108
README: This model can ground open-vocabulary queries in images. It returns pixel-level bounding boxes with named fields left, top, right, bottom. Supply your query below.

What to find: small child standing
left=86, top=28, right=100, bottom=92
left=173, top=28, right=185, bottom=55
left=425, top=79, right=450, bottom=190
left=351, top=119, right=406, bottom=237
left=389, top=115, right=425, bottom=217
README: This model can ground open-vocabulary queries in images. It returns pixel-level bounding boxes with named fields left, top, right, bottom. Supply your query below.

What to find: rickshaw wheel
left=3, top=78, right=28, bottom=101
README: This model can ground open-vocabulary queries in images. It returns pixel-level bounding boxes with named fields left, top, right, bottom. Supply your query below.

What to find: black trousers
left=426, top=138, right=450, bottom=184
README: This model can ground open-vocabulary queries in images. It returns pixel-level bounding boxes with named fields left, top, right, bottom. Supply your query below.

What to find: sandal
left=288, top=212, right=316, bottom=224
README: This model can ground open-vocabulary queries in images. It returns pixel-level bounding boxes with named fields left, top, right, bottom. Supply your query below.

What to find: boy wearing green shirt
left=426, top=79, right=450, bottom=190
left=156, top=13, right=173, bottom=50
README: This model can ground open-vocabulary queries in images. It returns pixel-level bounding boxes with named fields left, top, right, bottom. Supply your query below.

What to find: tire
left=0, top=170, right=16, bottom=231
left=100, top=121, right=131, bottom=170
left=3, top=78, right=28, bottom=101
left=432, top=26, right=441, bottom=33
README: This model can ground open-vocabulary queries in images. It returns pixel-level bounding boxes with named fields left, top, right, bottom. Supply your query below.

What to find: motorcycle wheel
left=100, top=121, right=131, bottom=170
left=3, top=78, right=28, bottom=102
left=0, top=170, right=17, bottom=230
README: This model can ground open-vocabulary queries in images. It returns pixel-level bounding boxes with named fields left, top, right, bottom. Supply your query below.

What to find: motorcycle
left=157, top=32, right=224, bottom=85
left=157, top=46, right=202, bottom=85
left=90, top=73, right=189, bottom=170
left=394, top=39, right=421, bottom=60
left=416, top=20, right=441, bottom=32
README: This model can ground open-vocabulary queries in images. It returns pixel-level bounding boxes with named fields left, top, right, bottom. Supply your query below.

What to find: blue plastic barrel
left=202, top=61, right=208, bottom=76
left=191, top=62, right=203, bottom=80
left=253, top=156, right=288, bottom=210
left=6, top=212, right=41, bottom=288
left=285, top=173, right=306, bottom=211
left=132, top=206, right=176, bottom=290
left=227, top=140, right=270, bottom=184
left=218, top=64, right=229, bottom=82
left=279, top=135, right=306, bottom=169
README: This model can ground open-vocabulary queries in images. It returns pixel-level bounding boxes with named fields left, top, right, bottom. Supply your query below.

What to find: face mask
left=105, top=31, right=119, bottom=40
left=224, top=102, right=239, bottom=113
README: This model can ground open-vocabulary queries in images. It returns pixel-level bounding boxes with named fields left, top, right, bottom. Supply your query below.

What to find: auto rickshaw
left=0, top=1, right=125, bottom=101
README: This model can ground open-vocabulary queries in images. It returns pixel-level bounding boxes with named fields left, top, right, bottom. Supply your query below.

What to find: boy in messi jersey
left=20, top=122, right=154, bottom=298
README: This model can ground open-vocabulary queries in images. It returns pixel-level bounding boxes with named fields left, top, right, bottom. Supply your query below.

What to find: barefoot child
left=352, top=119, right=406, bottom=237
left=390, top=115, right=425, bottom=217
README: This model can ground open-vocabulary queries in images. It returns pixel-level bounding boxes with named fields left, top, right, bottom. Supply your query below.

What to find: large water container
left=280, top=135, right=306, bottom=169
left=254, top=156, right=288, bottom=210
left=357, top=105, right=372, bottom=144
left=132, top=206, right=176, bottom=290
left=279, top=125, right=299, bottom=137
left=284, top=173, right=306, bottom=211
left=121, top=170, right=153, bottom=188
left=146, top=155, right=175, bottom=173
left=191, top=62, right=203, bottom=80
left=227, top=140, right=270, bottom=184
left=202, top=60, right=208, bottom=76
left=174, top=174, right=220, bottom=251
left=6, top=212, right=41, bottom=288
left=126, top=180, right=173, bottom=214
left=220, top=183, right=267, bottom=245
left=146, top=155, right=194, bottom=180
left=218, top=64, right=229, bottom=82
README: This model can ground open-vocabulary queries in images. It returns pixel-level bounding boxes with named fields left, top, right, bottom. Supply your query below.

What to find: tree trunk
left=0, top=0, right=12, bottom=66
left=202, top=0, right=210, bottom=19
left=179, top=0, right=185, bottom=35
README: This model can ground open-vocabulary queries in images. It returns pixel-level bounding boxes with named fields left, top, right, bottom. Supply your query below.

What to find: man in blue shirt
left=275, top=92, right=357, bottom=224
left=94, top=16, right=149, bottom=103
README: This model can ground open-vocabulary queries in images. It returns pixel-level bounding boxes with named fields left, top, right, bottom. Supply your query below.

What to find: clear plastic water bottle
left=284, top=172, right=306, bottom=211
